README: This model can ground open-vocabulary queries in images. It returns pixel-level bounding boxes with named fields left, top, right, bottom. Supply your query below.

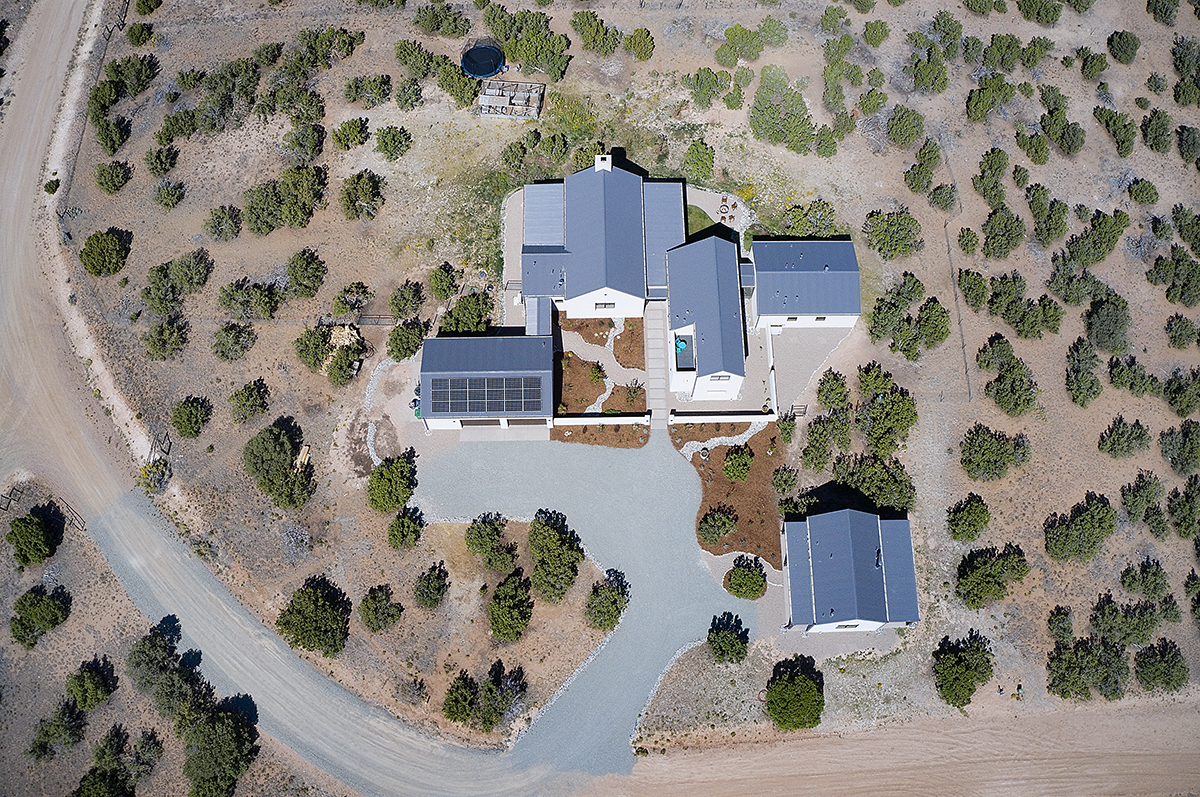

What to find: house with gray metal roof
left=746, top=239, right=861, bottom=330
left=781, top=509, right=919, bottom=633
left=666, top=236, right=746, bottom=401
left=520, top=155, right=685, bottom=318
left=419, top=334, right=554, bottom=430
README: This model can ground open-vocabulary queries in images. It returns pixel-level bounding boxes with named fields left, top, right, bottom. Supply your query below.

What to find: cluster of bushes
left=866, top=272, right=948, bottom=359
left=820, top=32, right=863, bottom=132
left=1167, top=472, right=1200, bottom=536
left=985, top=270, right=1062, bottom=338
left=387, top=280, right=428, bottom=361
left=966, top=73, right=1016, bottom=121
left=748, top=64, right=816, bottom=154
left=443, top=659, right=527, bottom=732
left=242, top=419, right=316, bottom=508
left=126, top=624, right=258, bottom=795
left=415, top=2, right=470, bottom=37
left=1037, top=85, right=1085, bottom=156
left=1044, top=492, right=1117, bottom=562
left=1096, top=414, right=1151, bottom=458
left=1084, top=290, right=1132, bottom=355
left=1122, top=470, right=1169, bottom=538
left=971, top=148, right=1008, bottom=209
left=1161, top=419, right=1200, bottom=475
left=862, top=208, right=922, bottom=260
left=218, top=278, right=280, bottom=320
left=1065, top=336, right=1103, bottom=407
left=830, top=453, right=916, bottom=511
left=902, top=138, right=939, bottom=194
left=1045, top=607, right=1129, bottom=701
left=1142, top=108, right=1174, bottom=153
left=1147, top=244, right=1200, bottom=306
left=570, top=10, right=621, bottom=56
left=1166, top=313, right=1200, bottom=348
left=707, top=612, right=749, bottom=664
left=340, top=169, right=386, bottom=220
left=959, top=422, right=1031, bottom=480
left=484, top=5, right=571, bottom=81
left=440, top=291, right=493, bottom=333
left=142, top=249, right=212, bottom=320
left=801, top=364, right=918, bottom=474
left=5, top=510, right=59, bottom=569
left=977, top=333, right=1039, bottom=416
left=1092, top=106, right=1137, bottom=157
left=932, top=630, right=993, bottom=708
left=242, top=165, right=326, bottom=235
left=1027, top=184, right=1069, bottom=247
left=716, top=19, right=786, bottom=68
left=955, top=543, right=1031, bottom=609
left=394, top=38, right=480, bottom=106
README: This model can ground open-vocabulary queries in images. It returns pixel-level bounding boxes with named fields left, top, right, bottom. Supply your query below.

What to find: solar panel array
left=429, top=376, right=543, bottom=415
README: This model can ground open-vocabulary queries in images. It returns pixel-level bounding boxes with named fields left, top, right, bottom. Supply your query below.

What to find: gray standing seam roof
left=666, top=237, right=745, bottom=378
left=643, top=182, right=685, bottom=293
left=752, top=240, right=861, bottom=317
left=563, top=165, right=646, bottom=300
left=523, top=183, right=565, bottom=247
left=419, top=335, right=554, bottom=418
left=521, top=247, right=568, bottom=298
left=784, top=509, right=919, bottom=627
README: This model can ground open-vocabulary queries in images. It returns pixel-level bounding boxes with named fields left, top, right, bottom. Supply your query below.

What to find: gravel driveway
left=412, top=434, right=753, bottom=776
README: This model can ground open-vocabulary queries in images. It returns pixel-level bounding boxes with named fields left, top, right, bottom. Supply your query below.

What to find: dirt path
left=589, top=699, right=1200, bottom=796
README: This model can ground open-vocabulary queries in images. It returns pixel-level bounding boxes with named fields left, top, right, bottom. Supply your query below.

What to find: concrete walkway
left=411, top=435, right=755, bottom=776
left=643, top=304, right=670, bottom=429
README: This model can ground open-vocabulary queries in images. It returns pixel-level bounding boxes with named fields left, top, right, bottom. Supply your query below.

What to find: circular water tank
left=461, top=44, right=505, bottom=79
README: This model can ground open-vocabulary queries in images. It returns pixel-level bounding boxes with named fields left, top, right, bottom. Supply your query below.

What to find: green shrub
left=887, top=105, right=925, bottom=146
left=65, top=656, right=117, bottom=711
left=933, top=630, right=993, bottom=708
left=228, top=379, right=268, bottom=423
left=958, top=269, right=987, bottom=311
left=142, top=318, right=186, bottom=361
left=1044, top=492, right=1117, bottom=562
left=830, top=453, right=916, bottom=510
left=749, top=64, right=815, bottom=153
left=1122, top=557, right=1169, bottom=601
left=1015, top=130, right=1050, bottom=164
left=284, top=248, right=326, bottom=299
left=440, top=292, right=492, bottom=333
left=981, top=205, right=1026, bottom=259
left=1108, top=30, right=1141, bottom=64
left=1047, top=635, right=1128, bottom=700
left=722, top=445, right=754, bottom=481
left=135, top=0, right=161, bottom=14
left=1143, top=109, right=1174, bottom=152
left=764, top=656, right=824, bottom=729
left=683, top=140, right=715, bottom=182
left=1134, top=639, right=1189, bottom=691
left=219, top=278, right=279, bottom=319
left=154, top=181, right=185, bottom=209
left=570, top=11, right=621, bottom=56
left=1026, top=184, right=1069, bottom=246
left=956, top=543, right=1030, bottom=609
left=11, top=585, right=70, bottom=650
left=394, top=77, right=422, bottom=111
left=863, top=208, right=921, bottom=260
left=977, top=333, right=1038, bottom=415
left=864, top=20, right=889, bottom=47
left=276, top=575, right=350, bottom=657
left=243, top=166, right=325, bottom=235
left=374, top=126, right=412, bottom=161
left=482, top=6, right=571, bottom=81
left=959, top=228, right=979, bottom=254
left=1098, top=415, right=1151, bottom=458
left=1084, top=292, right=1132, bottom=354
left=127, top=22, right=153, bottom=46
left=960, top=423, right=1031, bottom=480
left=171, top=396, right=211, bottom=438
left=104, top=54, right=157, bottom=97
left=283, top=122, right=325, bottom=165
left=340, top=169, right=386, bottom=220
left=386, top=319, right=428, bottom=361
left=966, top=74, right=1016, bottom=121
left=947, top=493, right=990, bottom=541
left=707, top=612, right=749, bottom=663
left=415, top=2, right=470, bottom=37
left=1066, top=336, right=1103, bottom=407
left=1161, top=419, right=1200, bottom=475
left=331, top=117, right=369, bottom=150
left=414, top=561, right=450, bottom=609
left=95, top=161, right=132, bottom=194
left=777, top=413, right=797, bottom=445
left=1121, top=470, right=1164, bottom=524
left=367, top=456, right=416, bottom=512
left=487, top=569, right=533, bottom=641
left=1129, top=178, right=1159, bottom=204
left=681, top=67, right=731, bottom=109
left=726, top=554, right=767, bottom=599
left=528, top=508, right=583, bottom=603
left=972, top=147, right=1008, bottom=209
left=387, top=507, right=424, bottom=549
left=5, top=512, right=56, bottom=569
left=624, top=28, right=655, bottom=60
left=242, top=422, right=315, bottom=509
left=358, top=584, right=403, bottom=633
left=1148, top=0, right=1180, bottom=25
left=1090, top=591, right=1161, bottom=646
left=203, top=205, right=241, bottom=241
left=585, top=570, right=629, bottom=630
left=1165, top=313, right=1197, bottom=347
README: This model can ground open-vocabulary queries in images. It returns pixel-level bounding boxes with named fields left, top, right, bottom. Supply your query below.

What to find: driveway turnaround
left=411, top=435, right=753, bottom=776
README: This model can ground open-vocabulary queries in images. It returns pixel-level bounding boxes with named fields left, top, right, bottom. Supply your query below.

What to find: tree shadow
left=29, top=501, right=66, bottom=551
left=82, top=654, right=120, bottom=693
left=709, top=611, right=748, bottom=646
left=271, top=415, right=303, bottom=447
left=155, top=615, right=182, bottom=645
left=769, top=653, right=824, bottom=693
left=217, top=693, right=259, bottom=727
left=782, top=480, right=908, bottom=522
left=180, top=648, right=203, bottom=672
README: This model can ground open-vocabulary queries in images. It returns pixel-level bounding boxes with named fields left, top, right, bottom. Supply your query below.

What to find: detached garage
left=782, top=509, right=919, bottom=633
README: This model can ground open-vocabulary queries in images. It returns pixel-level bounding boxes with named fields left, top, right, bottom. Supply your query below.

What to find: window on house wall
left=815, top=317, right=826, bottom=321
left=711, top=375, right=731, bottom=382
left=787, top=317, right=798, bottom=322
left=594, top=302, right=616, bottom=310
left=835, top=624, right=859, bottom=629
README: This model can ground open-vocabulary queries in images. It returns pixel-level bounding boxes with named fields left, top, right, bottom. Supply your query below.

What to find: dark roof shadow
left=784, top=481, right=909, bottom=522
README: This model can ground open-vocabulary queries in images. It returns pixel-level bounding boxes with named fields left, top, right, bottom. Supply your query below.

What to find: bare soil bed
left=559, top=317, right=615, bottom=345
left=600, top=383, right=647, bottom=414
left=690, top=428, right=783, bottom=566
left=550, top=422, right=649, bottom=449
left=669, top=422, right=752, bottom=451
left=613, top=318, right=645, bottom=371
left=556, top=353, right=607, bottom=414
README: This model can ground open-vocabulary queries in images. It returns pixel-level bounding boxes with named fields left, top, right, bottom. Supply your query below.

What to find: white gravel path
left=678, top=420, right=769, bottom=460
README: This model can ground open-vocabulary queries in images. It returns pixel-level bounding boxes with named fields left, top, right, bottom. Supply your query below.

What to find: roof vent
left=824, top=264, right=830, bottom=271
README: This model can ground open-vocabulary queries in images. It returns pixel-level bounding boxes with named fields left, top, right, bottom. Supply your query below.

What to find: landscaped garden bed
left=613, top=318, right=645, bottom=370
left=556, top=352, right=607, bottom=413
left=689, top=426, right=783, bottom=565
